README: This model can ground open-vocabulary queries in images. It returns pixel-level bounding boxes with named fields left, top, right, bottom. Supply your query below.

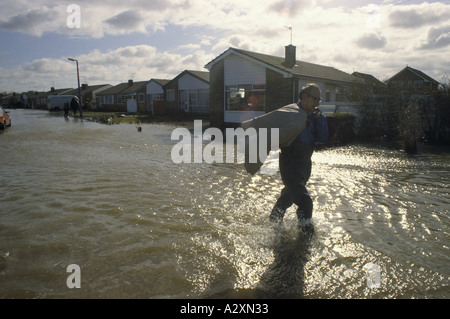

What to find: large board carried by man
left=241, top=103, right=307, bottom=175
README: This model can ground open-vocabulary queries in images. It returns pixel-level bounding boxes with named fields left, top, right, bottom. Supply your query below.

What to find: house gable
left=164, top=70, right=210, bottom=88
left=147, top=79, right=170, bottom=91
left=224, top=54, right=266, bottom=85
left=387, top=66, right=439, bottom=90
left=147, top=79, right=169, bottom=94
left=163, top=70, right=210, bottom=115
left=179, top=73, right=209, bottom=90
left=146, top=79, right=170, bottom=115
left=205, top=48, right=291, bottom=78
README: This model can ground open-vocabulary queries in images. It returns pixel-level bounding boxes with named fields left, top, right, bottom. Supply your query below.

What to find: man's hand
left=313, top=108, right=322, bottom=118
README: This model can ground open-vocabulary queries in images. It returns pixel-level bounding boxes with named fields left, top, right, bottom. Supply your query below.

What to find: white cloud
left=268, top=0, right=314, bottom=17
left=103, top=10, right=146, bottom=34
left=356, top=33, right=388, bottom=49
left=388, top=2, right=450, bottom=28
left=417, top=25, right=450, bottom=49
left=0, top=44, right=217, bottom=91
left=23, top=58, right=72, bottom=73
left=177, top=43, right=202, bottom=51
left=0, top=6, right=63, bottom=37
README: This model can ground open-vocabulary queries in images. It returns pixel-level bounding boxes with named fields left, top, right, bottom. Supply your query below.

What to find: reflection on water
left=0, top=109, right=448, bottom=298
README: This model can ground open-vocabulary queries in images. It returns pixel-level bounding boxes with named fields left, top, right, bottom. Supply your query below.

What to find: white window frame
left=117, top=95, right=126, bottom=104
left=103, top=95, right=113, bottom=104
left=224, top=83, right=266, bottom=111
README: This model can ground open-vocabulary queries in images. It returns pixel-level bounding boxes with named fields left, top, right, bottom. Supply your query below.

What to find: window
left=117, top=95, right=126, bottom=104
left=166, top=89, right=175, bottom=101
left=414, top=80, right=423, bottom=89
left=177, top=89, right=210, bottom=113
left=138, top=93, right=145, bottom=103
left=103, top=95, right=113, bottom=104
left=335, top=87, right=344, bottom=102
left=147, top=94, right=164, bottom=106
left=325, top=89, right=331, bottom=103
left=391, top=80, right=404, bottom=88
left=225, top=84, right=265, bottom=111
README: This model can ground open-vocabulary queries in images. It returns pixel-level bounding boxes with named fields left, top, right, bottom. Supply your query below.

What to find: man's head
left=299, top=83, right=321, bottom=113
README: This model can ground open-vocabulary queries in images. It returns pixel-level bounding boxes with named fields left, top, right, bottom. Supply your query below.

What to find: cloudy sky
left=0, top=0, right=449, bottom=93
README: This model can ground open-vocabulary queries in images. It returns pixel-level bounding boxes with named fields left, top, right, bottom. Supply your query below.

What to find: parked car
left=0, top=106, right=11, bottom=130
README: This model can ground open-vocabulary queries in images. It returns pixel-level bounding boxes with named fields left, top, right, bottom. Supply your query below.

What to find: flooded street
left=0, top=109, right=448, bottom=298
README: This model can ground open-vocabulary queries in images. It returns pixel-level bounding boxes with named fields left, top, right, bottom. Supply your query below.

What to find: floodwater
left=0, top=109, right=448, bottom=299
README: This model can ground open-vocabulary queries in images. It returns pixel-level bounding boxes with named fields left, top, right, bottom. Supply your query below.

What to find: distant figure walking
left=64, top=101, right=70, bottom=119
left=71, top=97, right=79, bottom=116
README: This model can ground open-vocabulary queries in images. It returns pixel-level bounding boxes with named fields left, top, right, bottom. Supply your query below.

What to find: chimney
left=51, top=87, right=55, bottom=92
left=82, top=83, right=88, bottom=90
left=128, top=79, right=133, bottom=86
left=284, top=44, right=296, bottom=68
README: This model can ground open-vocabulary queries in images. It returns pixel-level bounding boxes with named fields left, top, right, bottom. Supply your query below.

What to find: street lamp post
left=68, top=57, right=82, bottom=117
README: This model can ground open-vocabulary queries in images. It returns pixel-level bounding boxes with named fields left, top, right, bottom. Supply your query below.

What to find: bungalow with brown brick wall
left=120, top=80, right=151, bottom=113
left=163, top=70, right=210, bottom=116
left=96, top=81, right=131, bottom=112
left=96, top=80, right=149, bottom=112
left=204, top=46, right=361, bottom=129
left=386, top=66, right=442, bottom=143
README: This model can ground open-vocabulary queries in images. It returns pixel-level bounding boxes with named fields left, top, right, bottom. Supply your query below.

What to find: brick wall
left=266, top=69, right=295, bottom=112
left=102, top=103, right=127, bottom=112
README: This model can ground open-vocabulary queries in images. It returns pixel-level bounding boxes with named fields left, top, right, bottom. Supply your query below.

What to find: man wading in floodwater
left=270, top=83, right=328, bottom=236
